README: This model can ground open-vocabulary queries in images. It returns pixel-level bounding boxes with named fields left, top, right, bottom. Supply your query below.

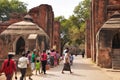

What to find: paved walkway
left=0, top=55, right=120, bottom=80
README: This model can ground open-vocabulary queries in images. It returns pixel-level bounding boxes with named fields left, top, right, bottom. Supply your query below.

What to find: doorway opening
left=16, top=37, right=25, bottom=55
left=112, top=32, right=120, bottom=69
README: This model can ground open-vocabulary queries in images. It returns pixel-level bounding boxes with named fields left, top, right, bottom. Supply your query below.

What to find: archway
left=112, top=32, right=120, bottom=69
left=16, top=37, right=25, bottom=55
left=112, top=33, right=120, bottom=49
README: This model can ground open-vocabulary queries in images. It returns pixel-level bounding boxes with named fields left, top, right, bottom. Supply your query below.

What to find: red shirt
left=41, top=53, right=47, bottom=61
left=1, top=59, right=16, bottom=75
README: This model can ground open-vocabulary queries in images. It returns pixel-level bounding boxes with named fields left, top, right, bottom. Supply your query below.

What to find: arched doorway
left=16, top=37, right=25, bottom=55
left=112, top=33, right=120, bottom=49
left=112, top=32, right=120, bottom=69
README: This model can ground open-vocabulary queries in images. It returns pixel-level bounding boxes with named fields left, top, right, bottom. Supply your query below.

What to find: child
left=35, top=60, right=41, bottom=75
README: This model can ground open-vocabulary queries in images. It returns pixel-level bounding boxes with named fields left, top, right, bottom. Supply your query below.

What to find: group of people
left=0, top=47, right=75, bottom=80
left=17, top=49, right=50, bottom=80
left=47, top=49, right=60, bottom=67
left=0, top=48, right=61, bottom=80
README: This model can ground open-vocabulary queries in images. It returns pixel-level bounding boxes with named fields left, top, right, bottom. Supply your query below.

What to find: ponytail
left=7, top=55, right=13, bottom=67
left=7, top=58, right=10, bottom=67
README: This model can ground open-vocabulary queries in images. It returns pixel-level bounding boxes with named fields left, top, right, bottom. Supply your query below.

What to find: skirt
left=63, top=63, right=71, bottom=71
left=50, top=56, right=54, bottom=66
left=26, top=65, right=33, bottom=76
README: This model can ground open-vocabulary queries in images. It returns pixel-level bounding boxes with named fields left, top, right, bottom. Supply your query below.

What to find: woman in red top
left=41, top=50, right=47, bottom=74
left=1, top=53, right=17, bottom=80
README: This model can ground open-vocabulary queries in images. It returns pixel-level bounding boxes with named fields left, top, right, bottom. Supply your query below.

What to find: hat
left=22, top=52, right=26, bottom=56
left=8, top=52, right=15, bottom=55
left=33, top=49, right=37, bottom=52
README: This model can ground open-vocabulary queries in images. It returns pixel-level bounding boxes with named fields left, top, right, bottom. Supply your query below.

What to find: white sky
left=19, top=0, right=83, bottom=19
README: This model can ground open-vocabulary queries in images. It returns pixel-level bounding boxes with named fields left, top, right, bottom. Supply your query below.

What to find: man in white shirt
left=18, top=52, right=29, bottom=80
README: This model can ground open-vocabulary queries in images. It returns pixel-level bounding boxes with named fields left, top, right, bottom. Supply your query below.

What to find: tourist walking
left=81, top=49, right=85, bottom=58
left=18, top=52, right=29, bottom=80
left=40, top=50, right=47, bottom=74
left=50, top=49, right=56, bottom=67
left=62, top=51, right=72, bottom=74
left=0, top=52, right=17, bottom=80
left=31, top=49, right=36, bottom=70
left=25, top=51, right=33, bottom=80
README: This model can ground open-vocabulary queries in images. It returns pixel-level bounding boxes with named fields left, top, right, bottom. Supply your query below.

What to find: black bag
left=63, top=63, right=70, bottom=71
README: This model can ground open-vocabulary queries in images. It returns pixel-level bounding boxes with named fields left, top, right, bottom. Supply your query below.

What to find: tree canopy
left=0, top=0, right=27, bottom=21
left=74, top=0, right=90, bottom=21
left=55, top=0, right=90, bottom=49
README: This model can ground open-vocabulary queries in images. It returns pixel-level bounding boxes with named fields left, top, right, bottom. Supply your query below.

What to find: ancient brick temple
left=0, top=13, right=24, bottom=58
left=86, top=0, right=120, bottom=69
left=0, top=15, right=49, bottom=55
left=28, top=4, right=54, bottom=49
left=0, top=4, right=61, bottom=59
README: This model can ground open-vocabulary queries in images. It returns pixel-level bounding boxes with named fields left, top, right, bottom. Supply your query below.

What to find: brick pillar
left=53, top=21, right=61, bottom=54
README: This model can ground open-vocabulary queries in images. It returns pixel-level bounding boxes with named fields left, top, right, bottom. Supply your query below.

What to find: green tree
left=55, top=16, right=71, bottom=52
left=0, top=0, right=27, bottom=21
left=74, top=0, right=90, bottom=21
left=67, top=15, right=85, bottom=45
left=70, top=0, right=90, bottom=45
left=55, top=0, right=90, bottom=51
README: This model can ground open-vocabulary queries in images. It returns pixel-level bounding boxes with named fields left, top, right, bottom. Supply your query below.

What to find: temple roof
left=102, top=11, right=120, bottom=29
left=0, top=19, right=48, bottom=38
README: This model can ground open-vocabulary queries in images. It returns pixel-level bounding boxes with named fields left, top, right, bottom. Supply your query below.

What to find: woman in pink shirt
left=50, top=49, right=56, bottom=67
